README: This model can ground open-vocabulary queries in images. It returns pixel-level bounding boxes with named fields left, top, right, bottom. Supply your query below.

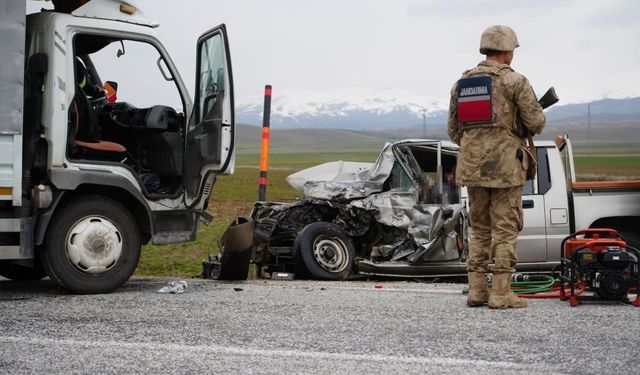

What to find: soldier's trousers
left=466, top=186, right=523, bottom=274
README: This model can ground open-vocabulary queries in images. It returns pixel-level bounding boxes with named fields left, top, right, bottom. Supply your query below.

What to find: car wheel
left=0, top=262, right=47, bottom=281
left=41, top=195, right=141, bottom=294
left=293, top=222, right=355, bottom=280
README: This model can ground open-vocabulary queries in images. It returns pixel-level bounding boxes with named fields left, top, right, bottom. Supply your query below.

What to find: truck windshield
left=90, top=39, right=183, bottom=111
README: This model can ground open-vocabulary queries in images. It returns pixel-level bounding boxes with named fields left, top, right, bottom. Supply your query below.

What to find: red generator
left=559, top=229, right=640, bottom=307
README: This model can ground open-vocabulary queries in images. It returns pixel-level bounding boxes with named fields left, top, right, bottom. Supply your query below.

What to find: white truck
left=0, top=0, right=235, bottom=292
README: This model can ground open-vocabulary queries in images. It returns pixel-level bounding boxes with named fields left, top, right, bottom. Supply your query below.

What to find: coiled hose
left=462, top=273, right=587, bottom=299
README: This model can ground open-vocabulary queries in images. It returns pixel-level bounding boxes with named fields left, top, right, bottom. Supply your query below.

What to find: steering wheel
left=90, top=96, right=108, bottom=106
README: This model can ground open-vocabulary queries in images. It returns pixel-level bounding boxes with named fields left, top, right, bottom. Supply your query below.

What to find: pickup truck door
left=184, top=24, right=235, bottom=205
left=518, top=147, right=550, bottom=264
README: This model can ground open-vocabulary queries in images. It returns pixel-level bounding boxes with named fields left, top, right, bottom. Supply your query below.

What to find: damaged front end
left=207, top=140, right=469, bottom=280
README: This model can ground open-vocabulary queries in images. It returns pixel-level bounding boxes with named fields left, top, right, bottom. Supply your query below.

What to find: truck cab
left=0, top=0, right=235, bottom=293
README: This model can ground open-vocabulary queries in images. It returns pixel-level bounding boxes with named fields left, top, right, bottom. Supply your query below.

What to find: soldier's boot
left=488, top=273, right=528, bottom=309
left=466, top=272, right=489, bottom=307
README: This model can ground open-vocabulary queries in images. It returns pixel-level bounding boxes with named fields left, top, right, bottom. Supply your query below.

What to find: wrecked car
left=242, top=139, right=469, bottom=280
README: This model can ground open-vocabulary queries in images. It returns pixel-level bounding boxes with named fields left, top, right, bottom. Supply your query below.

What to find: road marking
left=1, top=336, right=564, bottom=373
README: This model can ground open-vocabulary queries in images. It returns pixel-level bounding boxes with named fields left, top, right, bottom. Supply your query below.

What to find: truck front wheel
left=41, top=195, right=141, bottom=294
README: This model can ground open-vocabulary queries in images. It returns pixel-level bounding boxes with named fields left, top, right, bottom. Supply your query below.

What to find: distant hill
left=234, top=92, right=640, bottom=155
left=545, top=97, right=640, bottom=123
left=237, top=89, right=640, bottom=132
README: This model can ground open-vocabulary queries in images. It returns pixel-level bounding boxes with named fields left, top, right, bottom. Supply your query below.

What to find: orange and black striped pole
left=258, top=85, right=272, bottom=201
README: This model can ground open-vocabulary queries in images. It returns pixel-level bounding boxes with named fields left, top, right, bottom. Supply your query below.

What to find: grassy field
left=135, top=148, right=640, bottom=278
left=571, top=155, right=640, bottom=180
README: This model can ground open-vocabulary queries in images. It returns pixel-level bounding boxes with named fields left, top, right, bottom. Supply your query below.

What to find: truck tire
left=293, top=222, right=355, bottom=280
left=41, top=195, right=141, bottom=294
left=0, top=262, right=47, bottom=281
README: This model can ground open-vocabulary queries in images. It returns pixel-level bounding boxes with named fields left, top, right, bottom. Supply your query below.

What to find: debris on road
left=270, top=272, right=295, bottom=280
left=158, top=281, right=188, bottom=294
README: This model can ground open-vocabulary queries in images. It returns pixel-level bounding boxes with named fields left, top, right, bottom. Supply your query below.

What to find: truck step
left=0, top=246, right=22, bottom=260
left=0, top=218, right=20, bottom=232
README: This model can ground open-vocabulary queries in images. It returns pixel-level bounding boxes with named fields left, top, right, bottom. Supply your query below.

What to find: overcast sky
left=30, top=0, right=640, bottom=105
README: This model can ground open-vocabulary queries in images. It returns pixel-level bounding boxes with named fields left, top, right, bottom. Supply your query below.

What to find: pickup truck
left=0, top=0, right=235, bottom=293
left=217, top=135, right=640, bottom=280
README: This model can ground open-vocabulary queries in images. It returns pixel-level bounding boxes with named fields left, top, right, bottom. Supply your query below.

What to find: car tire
left=0, top=262, right=47, bottom=281
left=41, top=195, right=141, bottom=294
left=293, top=222, right=355, bottom=280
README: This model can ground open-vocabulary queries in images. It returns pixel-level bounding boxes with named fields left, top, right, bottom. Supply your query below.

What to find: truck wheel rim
left=65, top=216, right=123, bottom=275
left=312, top=235, right=349, bottom=273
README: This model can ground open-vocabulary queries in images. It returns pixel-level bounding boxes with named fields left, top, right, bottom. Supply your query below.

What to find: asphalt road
left=0, top=277, right=638, bottom=375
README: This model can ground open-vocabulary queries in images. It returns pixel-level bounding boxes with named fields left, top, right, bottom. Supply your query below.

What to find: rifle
left=517, top=87, right=560, bottom=180
left=517, top=87, right=559, bottom=138
left=539, top=87, right=559, bottom=109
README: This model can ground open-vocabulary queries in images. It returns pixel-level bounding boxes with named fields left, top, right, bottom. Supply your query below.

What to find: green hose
left=511, top=276, right=557, bottom=294
left=462, top=275, right=558, bottom=294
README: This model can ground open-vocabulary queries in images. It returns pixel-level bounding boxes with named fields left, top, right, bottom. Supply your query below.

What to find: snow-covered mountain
left=236, top=88, right=449, bottom=129
left=236, top=88, right=640, bottom=130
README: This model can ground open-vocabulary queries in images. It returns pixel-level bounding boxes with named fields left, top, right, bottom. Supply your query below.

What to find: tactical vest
left=456, top=67, right=514, bottom=133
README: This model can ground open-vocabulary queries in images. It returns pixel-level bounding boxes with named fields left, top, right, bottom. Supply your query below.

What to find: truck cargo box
left=0, top=0, right=26, bottom=205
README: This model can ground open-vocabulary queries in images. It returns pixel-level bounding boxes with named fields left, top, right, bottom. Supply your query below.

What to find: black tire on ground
left=41, top=195, right=141, bottom=294
left=0, top=261, right=47, bottom=281
left=293, top=222, right=355, bottom=280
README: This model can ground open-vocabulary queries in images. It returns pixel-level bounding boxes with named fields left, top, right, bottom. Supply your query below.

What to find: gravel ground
left=0, top=277, right=638, bottom=375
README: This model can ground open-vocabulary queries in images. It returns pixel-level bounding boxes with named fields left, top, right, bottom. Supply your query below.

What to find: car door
left=184, top=24, right=234, bottom=206
left=517, top=147, right=549, bottom=264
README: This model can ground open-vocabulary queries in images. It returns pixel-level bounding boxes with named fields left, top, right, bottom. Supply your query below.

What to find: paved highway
left=0, top=277, right=638, bottom=374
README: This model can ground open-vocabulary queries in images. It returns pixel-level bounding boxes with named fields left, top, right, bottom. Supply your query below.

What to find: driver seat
left=71, top=58, right=127, bottom=155
left=72, top=101, right=126, bottom=153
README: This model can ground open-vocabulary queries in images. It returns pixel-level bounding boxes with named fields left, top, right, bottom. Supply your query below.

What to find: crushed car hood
left=286, top=140, right=460, bottom=202
left=286, top=143, right=397, bottom=201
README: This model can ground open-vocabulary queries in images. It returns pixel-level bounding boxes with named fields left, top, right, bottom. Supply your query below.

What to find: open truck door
left=184, top=24, right=235, bottom=206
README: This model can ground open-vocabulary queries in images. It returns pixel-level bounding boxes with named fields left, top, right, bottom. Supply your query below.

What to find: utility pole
left=422, top=108, right=426, bottom=138
left=587, top=104, right=591, bottom=156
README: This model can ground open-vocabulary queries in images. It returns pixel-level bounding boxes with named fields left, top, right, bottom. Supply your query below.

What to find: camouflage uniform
left=448, top=26, right=545, bottom=308
left=448, top=59, right=545, bottom=274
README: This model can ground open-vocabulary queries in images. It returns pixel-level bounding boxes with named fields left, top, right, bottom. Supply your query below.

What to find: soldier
left=447, top=25, right=545, bottom=309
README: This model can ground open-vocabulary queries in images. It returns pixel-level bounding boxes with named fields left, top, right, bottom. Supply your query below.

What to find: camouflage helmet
left=479, top=25, right=519, bottom=54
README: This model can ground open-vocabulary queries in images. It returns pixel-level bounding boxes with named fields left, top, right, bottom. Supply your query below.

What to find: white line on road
left=1, top=336, right=564, bottom=373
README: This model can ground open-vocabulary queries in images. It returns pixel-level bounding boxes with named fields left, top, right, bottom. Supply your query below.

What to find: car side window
left=523, top=179, right=535, bottom=195
left=522, top=147, right=551, bottom=196
left=536, top=148, right=552, bottom=195
left=388, top=162, right=413, bottom=189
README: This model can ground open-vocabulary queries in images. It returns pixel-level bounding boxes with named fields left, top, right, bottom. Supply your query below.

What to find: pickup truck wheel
left=615, top=229, right=638, bottom=248
left=0, top=262, right=47, bottom=281
left=41, top=195, right=141, bottom=294
left=293, top=222, right=355, bottom=280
